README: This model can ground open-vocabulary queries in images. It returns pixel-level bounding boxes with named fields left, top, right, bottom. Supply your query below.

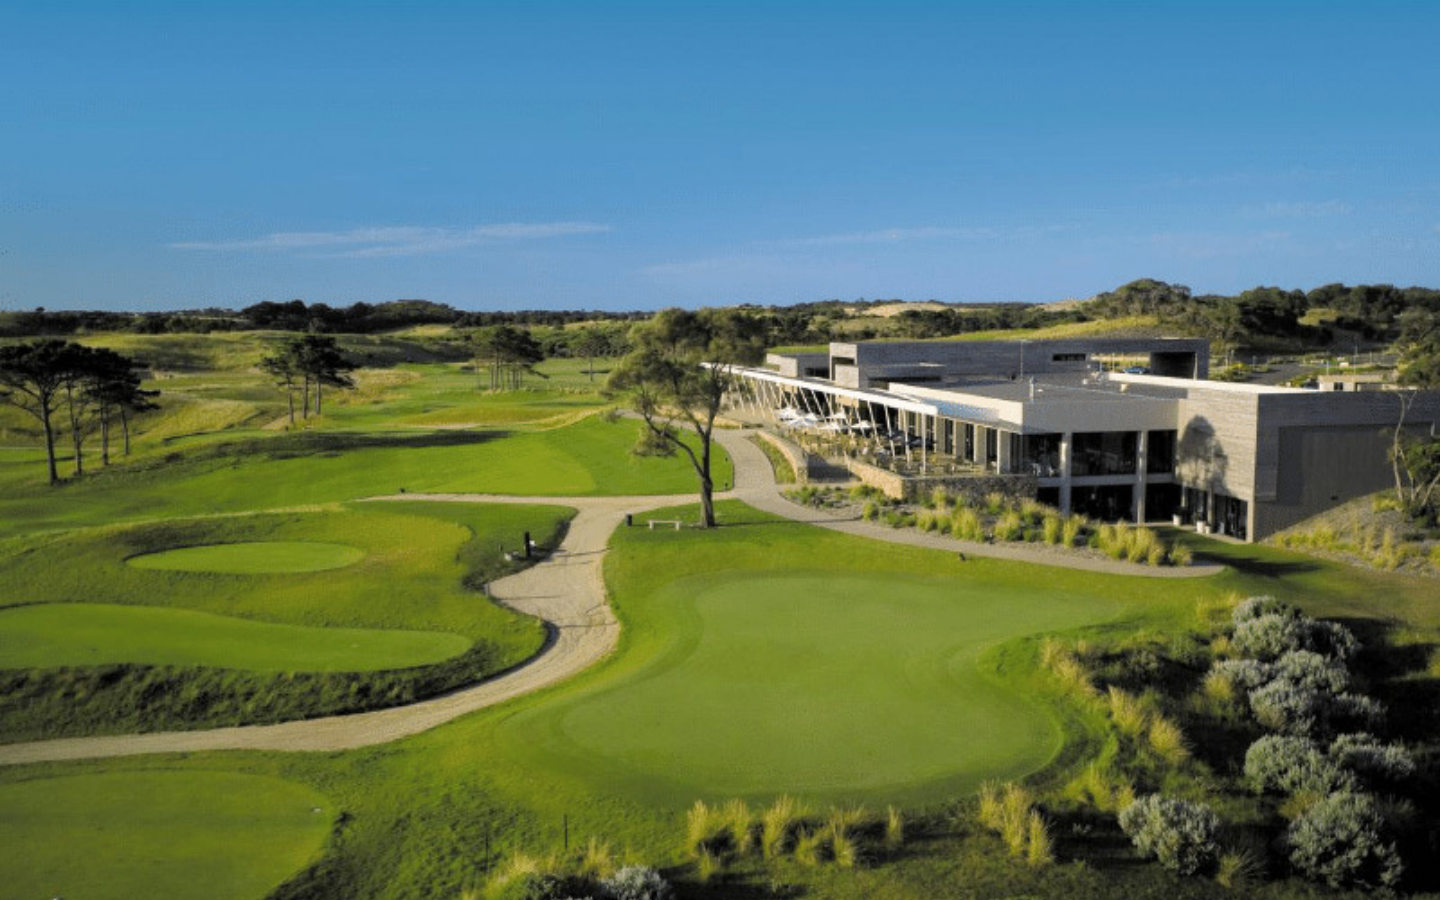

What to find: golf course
left=0, top=342, right=1436, bottom=900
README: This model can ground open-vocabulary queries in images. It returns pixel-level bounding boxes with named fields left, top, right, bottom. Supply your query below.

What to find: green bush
left=1118, top=794, right=1220, bottom=876
left=1329, top=733, right=1416, bottom=784
left=1041, top=514, right=1063, bottom=545
left=601, top=866, right=673, bottom=900
left=992, top=510, right=1025, bottom=542
left=951, top=506, right=986, bottom=542
left=861, top=500, right=879, bottom=521
left=1284, top=792, right=1403, bottom=891
left=1244, top=735, right=1355, bottom=795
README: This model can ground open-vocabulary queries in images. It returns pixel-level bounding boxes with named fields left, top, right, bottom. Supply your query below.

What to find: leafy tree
left=1390, top=308, right=1440, bottom=521
left=260, top=345, right=305, bottom=425
left=80, top=346, right=155, bottom=465
left=575, top=326, right=610, bottom=382
left=0, top=339, right=75, bottom=483
left=471, top=325, right=545, bottom=391
left=607, top=308, right=766, bottom=527
left=296, top=334, right=356, bottom=415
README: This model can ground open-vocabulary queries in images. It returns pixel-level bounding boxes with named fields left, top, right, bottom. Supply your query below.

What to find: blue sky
left=2, top=1, right=1438, bottom=311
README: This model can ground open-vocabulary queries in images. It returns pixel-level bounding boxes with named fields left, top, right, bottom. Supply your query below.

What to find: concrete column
left=996, top=429, right=1012, bottom=474
left=1059, top=431, right=1073, bottom=514
left=1134, top=431, right=1148, bottom=522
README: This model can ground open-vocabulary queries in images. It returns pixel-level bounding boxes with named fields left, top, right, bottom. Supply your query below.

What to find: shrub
left=1232, top=613, right=1311, bottom=661
left=1307, top=619, right=1360, bottom=661
left=984, top=491, right=1006, bottom=515
left=860, top=500, right=879, bottom=521
left=1233, top=595, right=1294, bottom=625
left=1284, top=792, right=1403, bottom=891
left=916, top=509, right=940, bottom=532
left=1118, top=795, right=1220, bottom=876
left=1332, top=692, right=1385, bottom=730
left=1249, top=680, right=1327, bottom=734
left=1211, top=658, right=1275, bottom=691
left=1330, top=733, right=1416, bottom=784
left=1273, top=650, right=1350, bottom=694
left=1126, top=527, right=1163, bottom=564
left=1244, top=735, right=1355, bottom=795
left=930, top=486, right=951, bottom=510
left=1145, top=544, right=1167, bottom=566
left=600, top=866, right=674, bottom=900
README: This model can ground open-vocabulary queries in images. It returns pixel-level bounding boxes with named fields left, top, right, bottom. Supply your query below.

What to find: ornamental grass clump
left=578, top=837, right=616, bottom=879
left=979, top=782, right=1039, bottom=859
left=1148, top=715, right=1191, bottom=764
left=685, top=800, right=724, bottom=858
left=1215, top=847, right=1263, bottom=890
left=1118, top=794, right=1220, bottom=876
left=992, top=510, right=1025, bottom=542
left=1026, top=810, right=1054, bottom=867
left=721, top=798, right=754, bottom=855
left=1061, top=515, right=1086, bottom=547
left=883, top=805, right=905, bottom=853
left=793, top=827, right=824, bottom=867
left=760, top=795, right=804, bottom=859
left=1041, top=513, right=1063, bottom=545
left=951, top=506, right=986, bottom=542
left=1107, top=686, right=1151, bottom=737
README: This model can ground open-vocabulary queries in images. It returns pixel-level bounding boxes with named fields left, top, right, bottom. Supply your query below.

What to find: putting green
left=127, top=541, right=364, bottom=574
left=0, top=603, right=470, bottom=671
left=0, top=770, right=332, bottom=900
left=512, top=571, right=1122, bottom=801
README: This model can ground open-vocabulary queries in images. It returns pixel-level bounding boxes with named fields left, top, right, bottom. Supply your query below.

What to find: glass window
left=1070, top=432, right=1138, bottom=476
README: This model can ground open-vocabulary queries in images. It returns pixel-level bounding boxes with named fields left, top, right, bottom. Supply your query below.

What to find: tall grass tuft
left=829, top=824, right=860, bottom=868
left=686, top=800, right=721, bottom=857
left=1215, top=847, right=1262, bottom=889
left=761, top=795, right=803, bottom=859
left=721, top=798, right=754, bottom=855
left=793, top=827, right=824, bottom=867
left=1107, top=686, right=1151, bottom=737
left=578, top=837, right=615, bottom=878
left=1047, top=646, right=1098, bottom=699
left=696, top=846, right=722, bottom=884
left=1041, top=514, right=1063, bottom=545
left=1026, top=810, right=1054, bottom=866
left=1061, top=514, right=1086, bottom=547
left=993, top=510, right=1025, bottom=542
left=984, top=491, right=1007, bottom=515
left=930, top=486, right=951, bottom=510
left=951, top=506, right=986, bottom=542
left=1000, top=784, right=1033, bottom=858
left=884, top=805, right=905, bottom=853
left=1148, top=716, right=1190, bottom=764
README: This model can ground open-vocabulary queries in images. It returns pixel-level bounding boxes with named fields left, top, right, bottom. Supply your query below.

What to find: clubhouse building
left=728, top=339, right=1440, bottom=542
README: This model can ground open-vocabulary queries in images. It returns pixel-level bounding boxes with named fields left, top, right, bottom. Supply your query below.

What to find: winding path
left=0, top=427, right=1216, bottom=766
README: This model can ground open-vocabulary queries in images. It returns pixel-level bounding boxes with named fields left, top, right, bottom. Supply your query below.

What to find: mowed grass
left=546, top=571, right=1120, bottom=799
left=0, top=415, right=728, bottom=539
left=128, top=540, right=365, bottom=574
left=0, top=770, right=333, bottom=900
left=0, top=603, right=469, bottom=671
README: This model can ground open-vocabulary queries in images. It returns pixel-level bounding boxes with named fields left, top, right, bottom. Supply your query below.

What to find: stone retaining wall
left=845, top=457, right=1037, bottom=504
left=755, top=430, right=819, bottom=483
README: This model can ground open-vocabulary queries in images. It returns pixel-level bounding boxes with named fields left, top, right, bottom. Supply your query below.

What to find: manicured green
left=0, top=503, right=571, bottom=737
left=128, top=540, right=365, bottom=574
left=540, top=571, right=1119, bottom=798
left=0, top=602, right=469, bottom=671
left=0, top=770, right=333, bottom=900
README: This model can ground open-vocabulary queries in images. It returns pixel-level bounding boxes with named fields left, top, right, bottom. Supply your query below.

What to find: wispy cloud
left=1245, top=200, right=1351, bottom=219
left=777, top=224, right=1064, bottom=247
left=169, top=222, right=611, bottom=257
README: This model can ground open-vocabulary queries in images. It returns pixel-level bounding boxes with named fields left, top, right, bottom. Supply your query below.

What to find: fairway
left=127, top=541, right=364, bottom=574
left=0, top=603, right=470, bottom=671
left=510, top=570, right=1123, bottom=801
left=0, top=770, right=332, bottom=900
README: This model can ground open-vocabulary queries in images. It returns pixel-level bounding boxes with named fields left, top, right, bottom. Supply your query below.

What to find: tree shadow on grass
left=1191, top=546, right=1322, bottom=580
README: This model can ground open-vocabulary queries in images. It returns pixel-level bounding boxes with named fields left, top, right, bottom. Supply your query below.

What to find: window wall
left=1070, top=431, right=1137, bottom=476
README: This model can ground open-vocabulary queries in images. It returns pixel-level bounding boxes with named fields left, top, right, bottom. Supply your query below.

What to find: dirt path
left=0, top=425, right=1216, bottom=766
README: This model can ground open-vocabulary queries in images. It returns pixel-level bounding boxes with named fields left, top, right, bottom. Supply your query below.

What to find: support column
left=996, top=429, right=1012, bottom=474
left=1133, top=431, right=1148, bottom=522
left=1059, top=431, right=1073, bottom=514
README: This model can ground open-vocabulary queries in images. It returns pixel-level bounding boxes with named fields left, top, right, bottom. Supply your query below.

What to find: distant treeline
left=0, top=299, right=650, bottom=339
left=5, top=282, right=1440, bottom=352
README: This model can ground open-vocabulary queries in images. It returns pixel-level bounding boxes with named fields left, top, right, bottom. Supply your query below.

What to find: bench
left=648, top=519, right=683, bottom=530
